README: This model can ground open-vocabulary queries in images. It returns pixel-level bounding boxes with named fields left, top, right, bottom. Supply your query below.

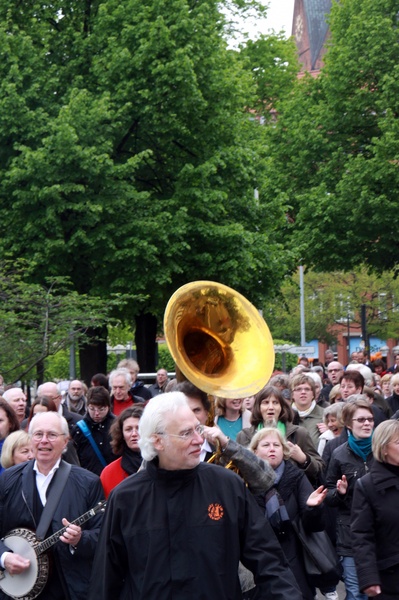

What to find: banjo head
left=0, top=529, right=49, bottom=600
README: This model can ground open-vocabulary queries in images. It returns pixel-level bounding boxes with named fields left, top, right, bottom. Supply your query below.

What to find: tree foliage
left=264, top=267, right=399, bottom=345
left=0, top=262, right=124, bottom=383
left=0, top=0, right=298, bottom=375
left=263, top=0, right=399, bottom=272
left=238, top=33, right=300, bottom=119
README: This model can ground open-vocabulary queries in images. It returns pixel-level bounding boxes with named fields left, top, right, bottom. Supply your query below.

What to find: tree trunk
left=36, top=359, right=45, bottom=386
left=79, top=326, right=108, bottom=385
left=135, top=313, right=157, bottom=372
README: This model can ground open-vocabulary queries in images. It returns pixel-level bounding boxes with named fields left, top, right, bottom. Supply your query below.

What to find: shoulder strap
left=36, top=460, right=72, bottom=540
left=77, top=419, right=107, bottom=468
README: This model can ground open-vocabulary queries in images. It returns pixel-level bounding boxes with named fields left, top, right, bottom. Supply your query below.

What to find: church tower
left=292, top=0, right=332, bottom=74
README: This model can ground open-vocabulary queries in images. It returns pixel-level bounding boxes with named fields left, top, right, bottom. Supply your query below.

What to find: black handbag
left=293, top=518, right=342, bottom=587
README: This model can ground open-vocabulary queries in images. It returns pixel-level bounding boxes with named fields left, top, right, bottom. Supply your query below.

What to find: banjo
left=0, top=500, right=106, bottom=600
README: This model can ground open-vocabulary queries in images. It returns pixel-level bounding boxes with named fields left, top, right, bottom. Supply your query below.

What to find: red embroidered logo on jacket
left=208, top=503, right=224, bottom=521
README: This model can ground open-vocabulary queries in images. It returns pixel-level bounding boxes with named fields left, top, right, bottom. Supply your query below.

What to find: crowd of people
left=0, top=352, right=398, bottom=599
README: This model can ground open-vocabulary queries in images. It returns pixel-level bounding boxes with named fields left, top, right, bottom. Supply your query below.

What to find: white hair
left=2, top=388, right=24, bottom=402
left=346, top=363, right=373, bottom=387
left=28, top=412, right=69, bottom=437
left=305, top=372, right=322, bottom=388
left=138, top=392, right=189, bottom=461
left=109, top=368, right=132, bottom=388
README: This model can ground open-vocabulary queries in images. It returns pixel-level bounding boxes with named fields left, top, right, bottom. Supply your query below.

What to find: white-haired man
left=109, top=368, right=144, bottom=416
left=0, top=412, right=104, bottom=599
left=117, top=358, right=152, bottom=401
left=89, top=392, right=301, bottom=600
left=2, top=388, right=27, bottom=425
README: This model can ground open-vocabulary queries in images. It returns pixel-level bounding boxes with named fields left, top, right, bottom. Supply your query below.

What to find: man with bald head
left=37, top=382, right=80, bottom=433
left=66, top=380, right=87, bottom=416
left=319, top=360, right=345, bottom=404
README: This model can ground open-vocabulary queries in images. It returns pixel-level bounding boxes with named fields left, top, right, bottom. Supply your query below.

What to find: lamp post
left=299, top=265, right=306, bottom=347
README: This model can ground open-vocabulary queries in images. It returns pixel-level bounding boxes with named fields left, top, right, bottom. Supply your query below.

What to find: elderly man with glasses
left=89, top=392, right=301, bottom=600
left=0, top=411, right=104, bottom=600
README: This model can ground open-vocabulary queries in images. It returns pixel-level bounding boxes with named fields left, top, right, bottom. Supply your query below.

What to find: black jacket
left=130, top=381, right=152, bottom=401
left=0, top=460, right=104, bottom=600
left=325, top=442, right=374, bottom=556
left=322, top=402, right=387, bottom=473
left=89, top=460, right=302, bottom=600
left=351, top=460, right=399, bottom=595
left=386, top=392, right=399, bottom=415
left=263, top=461, right=325, bottom=600
left=72, top=412, right=116, bottom=475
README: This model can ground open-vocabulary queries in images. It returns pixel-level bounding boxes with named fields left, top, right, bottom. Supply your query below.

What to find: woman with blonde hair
left=386, top=373, right=399, bottom=414
left=380, top=373, right=392, bottom=399
left=249, top=428, right=327, bottom=599
left=1, top=431, right=33, bottom=469
left=329, top=384, right=342, bottom=404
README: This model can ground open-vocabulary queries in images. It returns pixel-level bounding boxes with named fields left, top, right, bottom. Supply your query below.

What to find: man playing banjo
left=0, top=412, right=104, bottom=600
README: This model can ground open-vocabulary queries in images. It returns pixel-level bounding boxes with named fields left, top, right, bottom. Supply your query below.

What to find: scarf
left=347, top=431, right=373, bottom=461
left=121, top=446, right=142, bottom=475
left=67, top=395, right=86, bottom=414
left=257, top=421, right=287, bottom=437
left=264, top=462, right=290, bottom=535
left=292, top=399, right=316, bottom=418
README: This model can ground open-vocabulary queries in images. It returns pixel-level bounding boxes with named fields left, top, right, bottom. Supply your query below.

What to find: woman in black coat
left=351, top=420, right=399, bottom=599
left=325, top=397, right=374, bottom=600
left=249, top=427, right=327, bottom=600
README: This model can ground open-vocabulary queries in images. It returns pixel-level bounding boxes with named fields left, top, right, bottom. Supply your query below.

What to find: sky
left=235, top=0, right=295, bottom=41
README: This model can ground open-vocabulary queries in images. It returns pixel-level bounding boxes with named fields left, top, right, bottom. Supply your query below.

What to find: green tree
left=263, top=267, right=399, bottom=346
left=0, top=262, right=123, bottom=384
left=238, top=33, right=300, bottom=119
left=263, top=0, right=399, bottom=272
left=0, top=0, right=297, bottom=377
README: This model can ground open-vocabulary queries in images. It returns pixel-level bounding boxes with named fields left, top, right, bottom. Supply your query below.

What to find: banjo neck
left=35, top=500, right=107, bottom=556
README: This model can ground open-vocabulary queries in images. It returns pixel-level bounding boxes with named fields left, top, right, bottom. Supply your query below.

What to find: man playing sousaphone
left=0, top=412, right=105, bottom=600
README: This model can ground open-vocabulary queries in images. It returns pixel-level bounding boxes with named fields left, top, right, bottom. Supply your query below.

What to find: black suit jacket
left=0, top=460, right=104, bottom=600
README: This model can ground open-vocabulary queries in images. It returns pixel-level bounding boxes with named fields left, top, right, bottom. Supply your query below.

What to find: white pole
left=299, top=265, right=306, bottom=346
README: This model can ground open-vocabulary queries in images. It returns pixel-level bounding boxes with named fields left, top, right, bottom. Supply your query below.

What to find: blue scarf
left=347, top=431, right=373, bottom=461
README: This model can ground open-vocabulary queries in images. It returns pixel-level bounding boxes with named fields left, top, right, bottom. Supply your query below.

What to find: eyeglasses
left=88, top=405, right=108, bottom=413
left=158, top=423, right=204, bottom=441
left=32, top=431, right=66, bottom=442
left=352, top=417, right=374, bottom=424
